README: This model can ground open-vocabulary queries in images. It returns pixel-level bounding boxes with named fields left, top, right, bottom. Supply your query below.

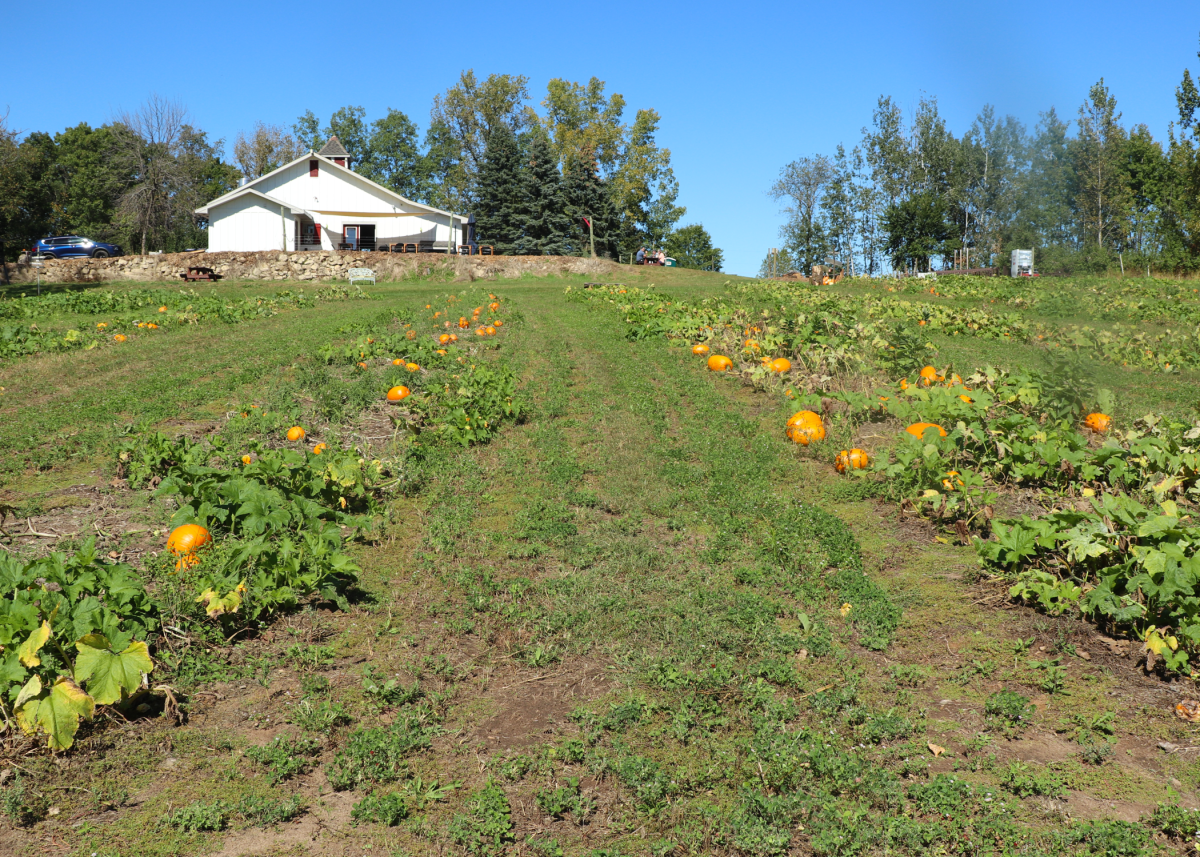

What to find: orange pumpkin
left=113, top=334, right=127, bottom=342
left=167, top=524, right=211, bottom=556
left=476, top=327, right=487, bottom=336
left=405, top=362, right=420, bottom=372
left=485, top=326, right=496, bottom=336
left=286, top=426, right=306, bottom=442
left=356, top=361, right=367, bottom=369
left=494, top=320, right=503, bottom=327
left=905, top=422, right=947, bottom=439
left=770, top=358, right=792, bottom=373
left=439, top=334, right=451, bottom=345
left=919, top=366, right=940, bottom=386
left=489, top=301, right=500, bottom=312
left=241, top=454, right=252, bottom=466
left=406, top=330, right=417, bottom=340
left=899, top=379, right=909, bottom=390
left=835, top=448, right=870, bottom=473
left=786, top=411, right=825, bottom=445
left=1084, top=412, right=1111, bottom=433
left=693, top=344, right=710, bottom=355
left=387, top=385, right=411, bottom=401
left=312, top=443, right=327, bottom=455
left=458, top=317, right=469, bottom=329
left=392, top=358, right=404, bottom=366
left=449, top=333, right=458, bottom=342
left=707, top=354, right=733, bottom=372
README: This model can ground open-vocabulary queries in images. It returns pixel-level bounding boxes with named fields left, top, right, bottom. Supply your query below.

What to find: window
left=309, top=160, right=318, bottom=177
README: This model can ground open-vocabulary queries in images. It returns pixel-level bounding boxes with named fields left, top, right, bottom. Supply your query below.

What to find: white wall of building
left=208, top=195, right=295, bottom=252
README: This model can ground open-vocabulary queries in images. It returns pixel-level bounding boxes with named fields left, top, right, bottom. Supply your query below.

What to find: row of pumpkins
left=691, top=345, right=1115, bottom=475
left=167, top=302, right=506, bottom=572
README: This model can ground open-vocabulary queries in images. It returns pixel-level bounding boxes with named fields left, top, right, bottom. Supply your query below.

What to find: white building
left=196, top=137, right=466, bottom=253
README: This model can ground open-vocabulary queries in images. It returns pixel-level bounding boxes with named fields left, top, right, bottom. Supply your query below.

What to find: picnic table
left=181, top=266, right=221, bottom=282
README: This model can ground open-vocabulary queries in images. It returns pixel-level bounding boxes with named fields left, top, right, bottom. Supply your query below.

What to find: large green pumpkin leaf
left=74, top=634, right=153, bottom=705
left=17, top=621, right=51, bottom=667
left=15, top=675, right=95, bottom=750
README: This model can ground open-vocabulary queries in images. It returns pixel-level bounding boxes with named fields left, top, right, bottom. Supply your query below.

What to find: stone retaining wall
left=2, top=250, right=621, bottom=285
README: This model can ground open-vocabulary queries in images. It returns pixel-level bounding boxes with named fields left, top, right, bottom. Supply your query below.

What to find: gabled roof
left=318, top=136, right=349, bottom=158
left=195, top=186, right=310, bottom=217
left=195, top=152, right=463, bottom=221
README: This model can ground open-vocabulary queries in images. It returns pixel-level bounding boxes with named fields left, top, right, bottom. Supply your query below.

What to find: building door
left=344, top=226, right=358, bottom=250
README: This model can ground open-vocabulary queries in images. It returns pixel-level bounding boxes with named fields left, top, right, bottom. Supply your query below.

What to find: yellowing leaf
left=921, top=489, right=941, bottom=498
left=18, top=621, right=52, bottom=668
left=1081, top=488, right=1096, bottom=497
left=839, top=603, right=852, bottom=618
left=15, top=675, right=95, bottom=750
left=196, top=584, right=244, bottom=618
left=74, top=635, right=153, bottom=706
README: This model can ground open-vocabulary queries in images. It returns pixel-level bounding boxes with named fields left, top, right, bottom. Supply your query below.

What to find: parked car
left=33, top=236, right=123, bottom=259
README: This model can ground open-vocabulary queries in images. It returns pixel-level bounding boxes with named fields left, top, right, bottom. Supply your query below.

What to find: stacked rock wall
left=3, top=250, right=621, bottom=285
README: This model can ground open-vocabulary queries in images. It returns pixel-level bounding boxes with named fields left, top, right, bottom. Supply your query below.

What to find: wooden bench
left=348, top=267, right=375, bottom=286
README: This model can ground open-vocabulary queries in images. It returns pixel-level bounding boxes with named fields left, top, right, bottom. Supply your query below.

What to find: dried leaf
left=928, top=743, right=945, bottom=757
left=1175, top=700, right=1200, bottom=723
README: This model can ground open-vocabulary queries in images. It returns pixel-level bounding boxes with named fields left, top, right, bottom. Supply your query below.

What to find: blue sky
left=6, top=0, right=1198, bottom=275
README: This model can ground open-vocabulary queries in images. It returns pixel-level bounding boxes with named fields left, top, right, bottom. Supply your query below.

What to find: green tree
left=771, top=154, right=833, bottom=274
left=883, top=189, right=954, bottom=272
left=360, top=108, right=429, bottom=200
left=325, top=105, right=370, bottom=166
left=170, top=125, right=239, bottom=251
left=1161, top=33, right=1200, bottom=272
left=862, top=95, right=911, bottom=208
left=562, top=149, right=618, bottom=257
left=611, top=109, right=684, bottom=254
left=1122, top=125, right=1167, bottom=260
left=233, top=121, right=303, bottom=178
left=429, top=70, right=533, bottom=205
left=757, top=247, right=797, bottom=279
left=474, top=125, right=524, bottom=254
left=1020, top=108, right=1076, bottom=251
left=516, top=131, right=571, bottom=255
left=111, top=95, right=190, bottom=255
left=293, top=110, right=323, bottom=151
left=540, top=77, right=626, bottom=172
left=822, top=144, right=859, bottom=274
left=664, top=223, right=722, bottom=271
left=0, top=117, right=56, bottom=266
left=52, top=123, right=126, bottom=240
left=1072, top=79, right=1129, bottom=249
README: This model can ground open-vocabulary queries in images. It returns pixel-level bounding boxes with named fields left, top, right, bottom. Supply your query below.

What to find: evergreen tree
left=474, top=125, right=524, bottom=253
left=516, top=132, right=571, bottom=255
left=562, top=148, right=617, bottom=257
left=664, top=224, right=723, bottom=271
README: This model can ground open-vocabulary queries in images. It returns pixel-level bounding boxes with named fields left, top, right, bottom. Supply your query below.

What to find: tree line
left=0, top=71, right=721, bottom=269
left=764, top=38, right=1200, bottom=277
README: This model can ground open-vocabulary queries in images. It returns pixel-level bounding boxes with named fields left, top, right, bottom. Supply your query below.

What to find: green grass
left=2, top=269, right=1196, bottom=857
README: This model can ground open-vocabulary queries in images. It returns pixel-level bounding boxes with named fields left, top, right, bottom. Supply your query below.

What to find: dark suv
left=34, top=236, right=123, bottom=259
